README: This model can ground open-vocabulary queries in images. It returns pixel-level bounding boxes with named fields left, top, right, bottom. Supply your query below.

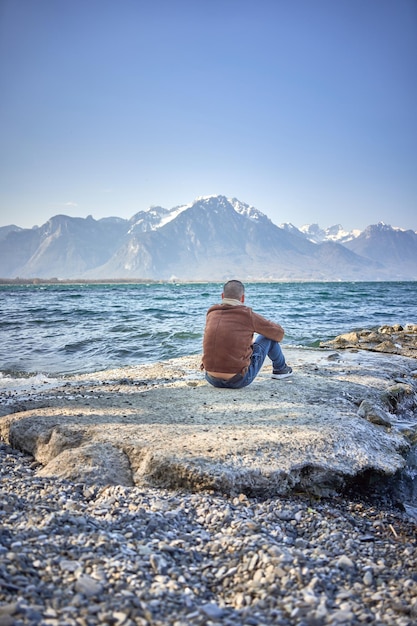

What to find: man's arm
left=251, top=310, right=285, bottom=342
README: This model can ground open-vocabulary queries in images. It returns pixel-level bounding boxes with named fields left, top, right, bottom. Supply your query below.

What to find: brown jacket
left=202, top=304, right=284, bottom=375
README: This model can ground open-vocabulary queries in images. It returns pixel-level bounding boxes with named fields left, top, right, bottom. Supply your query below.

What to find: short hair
left=223, top=279, right=245, bottom=299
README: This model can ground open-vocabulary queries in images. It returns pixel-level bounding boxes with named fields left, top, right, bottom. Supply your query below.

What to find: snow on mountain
left=361, top=222, right=416, bottom=238
left=128, top=196, right=241, bottom=233
left=298, top=223, right=360, bottom=243
left=391, top=224, right=417, bottom=234
left=279, top=223, right=306, bottom=238
left=158, top=203, right=193, bottom=228
left=186, top=195, right=270, bottom=223
left=229, top=197, right=270, bottom=222
left=128, top=206, right=171, bottom=233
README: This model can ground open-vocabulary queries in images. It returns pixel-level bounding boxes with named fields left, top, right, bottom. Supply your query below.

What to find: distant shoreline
left=0, top=277, right=160, bottom=285
left=1, top=277, right=416, bottom=286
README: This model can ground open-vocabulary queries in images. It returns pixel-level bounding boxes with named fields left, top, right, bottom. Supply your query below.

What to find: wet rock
left=381, top=383, right=416, bottom=413
left=357, top=400, right=392, bottom=427
left=321, top=323, right=417, bottom=359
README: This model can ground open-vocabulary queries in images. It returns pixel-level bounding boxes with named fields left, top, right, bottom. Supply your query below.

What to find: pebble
left=1, top=442, right=417, bottom=625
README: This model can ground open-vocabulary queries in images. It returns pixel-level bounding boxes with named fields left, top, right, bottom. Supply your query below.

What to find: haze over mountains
left=1, top=195, right=416, bottom=281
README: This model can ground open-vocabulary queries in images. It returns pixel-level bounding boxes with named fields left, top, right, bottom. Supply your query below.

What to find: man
left=201, top=279, right=292, bottom=388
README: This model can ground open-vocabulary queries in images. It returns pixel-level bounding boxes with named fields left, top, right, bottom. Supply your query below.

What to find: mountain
left=85, top=196, right=385, bottom=281
left=0, top=214, right=128, bottom=278
left=280, top=222, right=360, bottom=243
left=342, top=223, right=417, bottom=279
left=0, top=196, right=416, bottom=281
left=0, top=224, right=23, bottom=241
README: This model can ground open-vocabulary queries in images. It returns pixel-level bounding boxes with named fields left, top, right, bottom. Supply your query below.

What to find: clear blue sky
left=1, top=0, right=416, bottom=231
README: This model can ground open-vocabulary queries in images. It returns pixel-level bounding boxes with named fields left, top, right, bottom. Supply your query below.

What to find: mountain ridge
left=1, top=195, right=416, bottom=281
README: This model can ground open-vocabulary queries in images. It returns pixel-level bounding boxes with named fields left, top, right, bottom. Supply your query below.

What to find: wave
left=1, top=281, right=415, bottom=376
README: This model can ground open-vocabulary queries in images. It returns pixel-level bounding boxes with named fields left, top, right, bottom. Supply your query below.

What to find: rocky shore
left=1, top=442, right=417, bottom=626
left=1, top=324, right=417, bottom=624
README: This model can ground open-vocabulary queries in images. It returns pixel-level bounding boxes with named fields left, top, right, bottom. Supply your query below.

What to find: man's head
left=222, top=279, right=245, bottom=302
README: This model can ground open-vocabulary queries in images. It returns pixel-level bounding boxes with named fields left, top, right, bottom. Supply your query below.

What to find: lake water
left=0, top=281, right=416, bottom=377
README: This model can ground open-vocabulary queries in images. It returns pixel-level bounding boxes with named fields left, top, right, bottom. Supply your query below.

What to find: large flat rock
left=1, top=347, right=416, bottom=497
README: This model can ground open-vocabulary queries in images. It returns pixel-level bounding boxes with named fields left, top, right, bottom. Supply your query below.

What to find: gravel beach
left=1, top=442, right=417, bottom=626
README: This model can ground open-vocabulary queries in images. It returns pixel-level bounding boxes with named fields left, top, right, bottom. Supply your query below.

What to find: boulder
left=357, top=400, right=393, bottom=427
left=1, top=347, right=416, bottom=498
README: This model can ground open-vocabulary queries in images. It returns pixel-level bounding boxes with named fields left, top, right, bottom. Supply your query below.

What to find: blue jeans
left=205, top=335, right=286, bottom=389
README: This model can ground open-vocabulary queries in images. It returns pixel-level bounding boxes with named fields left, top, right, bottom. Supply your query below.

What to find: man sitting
left=201, top=279, right=292, bottom=388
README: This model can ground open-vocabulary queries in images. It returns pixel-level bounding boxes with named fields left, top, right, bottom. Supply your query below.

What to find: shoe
left=272, top=365, right=293, bottom=379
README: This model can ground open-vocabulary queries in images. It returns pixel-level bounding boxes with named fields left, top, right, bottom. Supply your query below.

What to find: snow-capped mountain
left=229, top=198, right=271, bottom=222
left=343, top=222, right=417, bottom=268
left=0, top=196, right=416, bottom=281
left=128, top=206, right=172, bottom=233
left=280, top=222, right=360, bottom=244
